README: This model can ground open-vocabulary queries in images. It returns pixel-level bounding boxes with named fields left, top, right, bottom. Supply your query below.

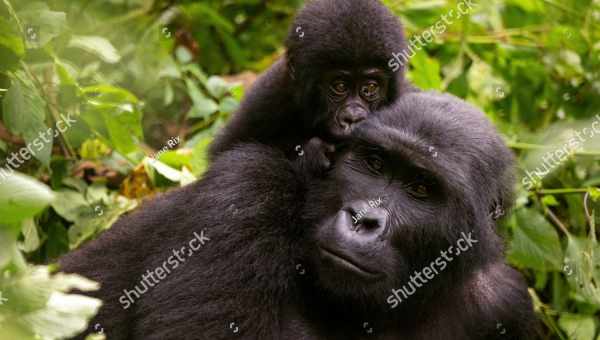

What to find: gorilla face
left=302, top=92, right=515, bottom=307
left=318, top=67, right=391, bottom=139
left=285, top=0, right=409, bottom=144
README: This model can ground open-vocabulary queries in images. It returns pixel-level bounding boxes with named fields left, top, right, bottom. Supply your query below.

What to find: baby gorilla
left=60, top=92, right=535, bottom=340
left=209, top=0, right=413, bottom=169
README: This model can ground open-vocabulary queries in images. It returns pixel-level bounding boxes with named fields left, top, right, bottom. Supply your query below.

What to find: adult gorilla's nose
left=337, top=105, right=368, bottom=131
left=340, top=200, right=388, bottom=241
left=317, top=201, right=389, bottom=280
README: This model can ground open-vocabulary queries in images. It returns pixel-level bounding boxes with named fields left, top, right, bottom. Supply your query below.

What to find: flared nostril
left=343, top=200, right=387, bottom=236
left=360, top=217, right=382, bottom=231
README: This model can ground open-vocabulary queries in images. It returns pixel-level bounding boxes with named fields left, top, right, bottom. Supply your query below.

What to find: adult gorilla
left=61, top=92, right=535, bottom=339
left=209, top=0, right=413, bottom=166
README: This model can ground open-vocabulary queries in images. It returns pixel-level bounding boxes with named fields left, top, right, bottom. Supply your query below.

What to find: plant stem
left=544, top=207, right=570, bottom=235
left=508, top=141, right=600, bottom=156
left=2, top=0, right=24, bottom=35
left=535, top=188, right=589, bottom=195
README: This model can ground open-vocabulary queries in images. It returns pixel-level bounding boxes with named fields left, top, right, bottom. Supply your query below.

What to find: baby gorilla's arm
left=293, top=137, right=336, bottom=179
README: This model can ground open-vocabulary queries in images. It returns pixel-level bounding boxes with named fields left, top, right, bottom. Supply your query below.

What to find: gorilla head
left=301, top=91, right=515, bottom=312
left=285, top=0, right=409, bottom=140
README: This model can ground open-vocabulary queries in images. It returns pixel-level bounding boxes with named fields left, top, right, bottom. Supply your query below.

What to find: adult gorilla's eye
left=406, top=175, right=436, bottom=199
left=331, top=81, right=349, bottom=95
left=361, top=82, right=380, bottom=100
left=407, top=184, right=429, bottom=198
left=365, top=154, right=384, bottom=173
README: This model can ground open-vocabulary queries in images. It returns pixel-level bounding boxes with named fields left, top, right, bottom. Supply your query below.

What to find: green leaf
left=558, top=313, right=597, bottom=340
left=190, top=136, right=212, bottom=177
left=68, top=36, right=121, bottom=64
left=67, top=194, right=137, bottom=249
left=82, top=85, right=139, bottom=105
left=218, top=97, right=240, bottom=114
left=564, top=236, right=600, bottom=306
left=0, top=172, right=55, bottom=225
left=0, top=17, right=25, bottom=72
left=2, top=72, right=52, bottom=166
left=17, top=2, right=67, bottom=47
left=206, top=76, right=230, bottom=99
left=81, top=85, right=143, bottom=158
left=1, top=266, right=101, bottom=339
left=542, top=195, right=559, bottom=207
left=20, top=218, right=42, bottom=253
left=50, top=190, right=88, bottom=222
left=145, top=157, right=185, bottom=183
left=409, top=50, right=442, bottom=90
left=507, top=208, right=564, bottom=271
left=54, top=59, right=81, bottom=106
left=185, top=79, right=218, bottom=118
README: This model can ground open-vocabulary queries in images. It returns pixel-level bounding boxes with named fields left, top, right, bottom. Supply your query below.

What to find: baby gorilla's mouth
left=319, top=246, right=383, bottom=280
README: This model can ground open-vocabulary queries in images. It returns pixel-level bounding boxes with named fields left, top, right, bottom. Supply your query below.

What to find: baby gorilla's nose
left=337, top=105, right=368, bottom=131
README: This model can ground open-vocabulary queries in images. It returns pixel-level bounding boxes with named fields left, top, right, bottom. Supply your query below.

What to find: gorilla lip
left=319, top=246, right=383, bottom=280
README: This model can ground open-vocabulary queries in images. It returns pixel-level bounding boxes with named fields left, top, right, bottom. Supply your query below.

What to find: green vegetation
left=0, top=0, right=598, bottom=339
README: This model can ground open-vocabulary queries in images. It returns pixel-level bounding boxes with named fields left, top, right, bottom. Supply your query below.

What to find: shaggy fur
left=208, top=0, right=412, bottom=159
left=61, top=92, right=536, bottom=340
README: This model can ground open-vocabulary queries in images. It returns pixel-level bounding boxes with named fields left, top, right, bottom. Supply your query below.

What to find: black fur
left=208, top=0, right=412, bottom=159
left=60, top=91, right=536, bottom=340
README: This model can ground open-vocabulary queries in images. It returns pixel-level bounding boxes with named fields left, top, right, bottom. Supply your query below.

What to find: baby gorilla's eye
left=361, top=82, right=380, bottom=100
left=331, top=81, right=349, bottom=95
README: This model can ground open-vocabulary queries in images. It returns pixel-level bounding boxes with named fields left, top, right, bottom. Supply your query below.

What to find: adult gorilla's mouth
left=319, top=246, right=384, bottom=280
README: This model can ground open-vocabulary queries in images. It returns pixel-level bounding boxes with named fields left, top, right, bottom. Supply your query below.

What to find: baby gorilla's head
left=301, top=91, right=515, bottom=311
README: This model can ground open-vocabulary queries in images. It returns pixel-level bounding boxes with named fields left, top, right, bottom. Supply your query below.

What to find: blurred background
left=0, top=0, right=598, bottom=339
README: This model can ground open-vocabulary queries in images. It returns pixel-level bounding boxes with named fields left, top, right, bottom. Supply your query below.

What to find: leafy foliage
left=0, top=0, right=598, bottom=339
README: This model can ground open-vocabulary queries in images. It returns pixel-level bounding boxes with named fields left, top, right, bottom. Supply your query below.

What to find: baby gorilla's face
left=315, top=67, right=390, bottom=140
left=302, top=92, right=513, bottom=307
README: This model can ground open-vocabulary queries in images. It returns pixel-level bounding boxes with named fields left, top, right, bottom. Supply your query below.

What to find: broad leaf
left=507, top=208, right=563, bottom=271
left=0, top=172, right=55, bottom=225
